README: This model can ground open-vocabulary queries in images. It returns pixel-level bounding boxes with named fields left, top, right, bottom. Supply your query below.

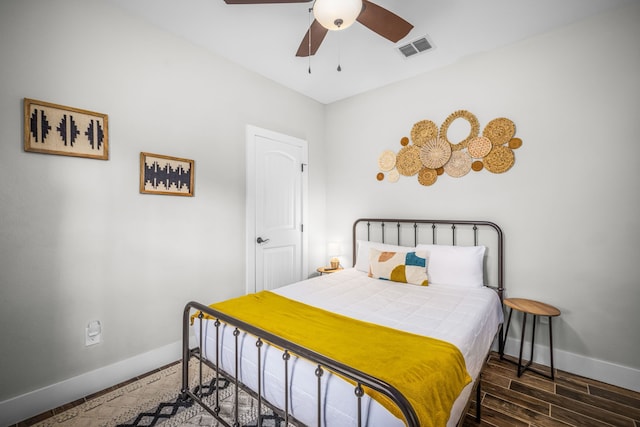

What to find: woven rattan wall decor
left=376, top=110, right=522, bottom=186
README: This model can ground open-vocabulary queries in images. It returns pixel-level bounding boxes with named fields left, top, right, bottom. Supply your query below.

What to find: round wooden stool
left=500, top=298, right=561, bottom=380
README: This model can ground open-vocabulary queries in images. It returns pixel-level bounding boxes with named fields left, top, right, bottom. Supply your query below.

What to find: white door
left=246, top=126, right=308, bottom=293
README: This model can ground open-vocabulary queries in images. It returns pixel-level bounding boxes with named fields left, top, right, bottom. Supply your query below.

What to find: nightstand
left=500, top=297, right=561, bottom=380
left=316, top=266, right=343, bottom=275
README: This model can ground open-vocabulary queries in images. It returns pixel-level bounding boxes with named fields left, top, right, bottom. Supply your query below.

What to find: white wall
left=0, top=0, right=326, bottom=411
left=324, top=2, right=640, bottom=385
left=2, top=0, right=639, bottom=423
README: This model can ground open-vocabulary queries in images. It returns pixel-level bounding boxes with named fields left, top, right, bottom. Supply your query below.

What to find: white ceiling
left=106, top=0, right=629, bottom=104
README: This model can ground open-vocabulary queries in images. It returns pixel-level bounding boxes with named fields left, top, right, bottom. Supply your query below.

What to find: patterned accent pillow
left=368, top=248, right=429, bottom=286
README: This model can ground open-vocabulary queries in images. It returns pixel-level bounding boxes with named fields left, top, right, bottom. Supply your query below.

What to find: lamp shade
left=313, top=0, right=362, bottom=31
left=327, top=242, right=342, bottom=257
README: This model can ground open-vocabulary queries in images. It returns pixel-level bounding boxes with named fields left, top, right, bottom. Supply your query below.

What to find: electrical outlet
left=86, top=320, right=101, bottom=346
left=539, top=316, right=549, bottom=325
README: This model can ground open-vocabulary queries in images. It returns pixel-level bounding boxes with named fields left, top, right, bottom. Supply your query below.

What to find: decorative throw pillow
left=368, top=248, right=429, bottom=286
left=354, top=240, right=416, bottom=272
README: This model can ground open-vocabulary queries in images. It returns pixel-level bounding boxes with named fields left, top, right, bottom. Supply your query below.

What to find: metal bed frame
left=181, top=218, right=505, bottom=427
left=353, top=218, right=505, bottom=426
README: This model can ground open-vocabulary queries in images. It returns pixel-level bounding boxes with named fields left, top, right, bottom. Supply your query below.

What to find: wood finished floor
left=15, top=352, right=640, bottom=426
left=462, top=353, right=640, bottom=427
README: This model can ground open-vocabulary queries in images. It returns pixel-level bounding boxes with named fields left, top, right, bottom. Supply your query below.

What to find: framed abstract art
left=140, top=152, right=194, bottom=196
left=24, top=98, right=108, bottom=160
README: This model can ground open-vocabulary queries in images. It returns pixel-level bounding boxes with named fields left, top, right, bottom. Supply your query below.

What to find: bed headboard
left=352, top=218, right=504, bottom=299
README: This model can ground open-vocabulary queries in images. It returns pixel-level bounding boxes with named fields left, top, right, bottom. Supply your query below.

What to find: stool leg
left=517, top=313, right=527, bottom=377
left=530, top=315, right=537, bottom=364
left=549, top=317, right=555, bottom=380
left=501, top=308, right=514, bottom=359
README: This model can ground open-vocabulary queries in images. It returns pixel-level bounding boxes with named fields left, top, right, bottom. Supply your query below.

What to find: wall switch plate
left=86, top=320, right=101, bottom=346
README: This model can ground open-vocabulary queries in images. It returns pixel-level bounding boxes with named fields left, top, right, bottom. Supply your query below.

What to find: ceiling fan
left=223, top=0, right=414, bottom=57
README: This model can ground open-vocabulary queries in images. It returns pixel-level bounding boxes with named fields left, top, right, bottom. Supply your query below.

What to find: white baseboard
left=0, top=339, right=191, bottom=426
left=502, top=339, right=640, bottom=393
left=2, top=338, right=638, bottom=426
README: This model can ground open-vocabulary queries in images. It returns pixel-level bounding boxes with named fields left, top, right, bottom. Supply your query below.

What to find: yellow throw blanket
left=198, top=291, right=471, bottom=427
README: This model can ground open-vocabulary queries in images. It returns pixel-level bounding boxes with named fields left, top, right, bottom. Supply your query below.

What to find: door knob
left=256, top=237, right=270, bottom=244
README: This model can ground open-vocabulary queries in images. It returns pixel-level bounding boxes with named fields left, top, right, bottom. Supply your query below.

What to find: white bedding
left=195, top=268, right=503, bottom=426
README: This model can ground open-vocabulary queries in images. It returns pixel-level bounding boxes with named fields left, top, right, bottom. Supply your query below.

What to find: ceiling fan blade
left=357, top=0, right=413, bottom=43
left=295, top=19, right=328, bottom=57
left=224, top=0, right=311, bottom=4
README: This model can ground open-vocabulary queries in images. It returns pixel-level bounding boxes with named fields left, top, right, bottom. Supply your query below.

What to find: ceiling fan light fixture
left=313, top=0, right=362, bottom=31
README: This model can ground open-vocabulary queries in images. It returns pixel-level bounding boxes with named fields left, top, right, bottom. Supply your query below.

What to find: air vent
left=398, top=36, right=433, bottom=58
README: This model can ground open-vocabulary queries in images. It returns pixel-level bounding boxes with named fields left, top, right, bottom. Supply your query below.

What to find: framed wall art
left=24, top=98, right=108, bottom=160
left=140, top=152, right=194, bottom=197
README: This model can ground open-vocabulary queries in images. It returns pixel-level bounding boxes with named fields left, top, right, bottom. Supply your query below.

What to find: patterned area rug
left=32, top=359, right=292, bottom=427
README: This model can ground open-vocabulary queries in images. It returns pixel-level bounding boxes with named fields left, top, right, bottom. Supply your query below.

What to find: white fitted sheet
left=195, top=268, right=503, bottom=426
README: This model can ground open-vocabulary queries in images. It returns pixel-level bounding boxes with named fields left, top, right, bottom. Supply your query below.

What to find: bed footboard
left=180, top=300, right=420, bottom=427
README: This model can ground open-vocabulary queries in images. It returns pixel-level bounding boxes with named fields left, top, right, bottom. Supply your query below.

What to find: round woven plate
left=418, top=167, right=438, bottom=186
left=471, top=160, right=484, bottom=172
left=483, top=117, right=515, bottom=146
left=396, top=146, right=422, bottom=176
left=419, top=137, right=451, bottom=169
left=467, top=136, right=492, bottom=158
left=387, top=168, right=400, bottom=183
left=439, top=110, right=479, bottom=151
left=484, top=145, right=515, bottom=173
left=410, top=120, right=438, bottom=147
left=443, top=151, right=472, bottom=178
left=509, top=137, right=523, bottom=149
left=378, top=150, right=396, bottom=171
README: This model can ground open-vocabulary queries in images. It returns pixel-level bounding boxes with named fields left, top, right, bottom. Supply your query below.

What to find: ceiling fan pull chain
left=308, top=7, right=312, bottom=73
left=337, top=22, right=342, bottom=72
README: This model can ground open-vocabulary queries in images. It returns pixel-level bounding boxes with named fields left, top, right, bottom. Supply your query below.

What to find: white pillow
left=415, top=244, right=485, bottom=288
left=354, top=240, right=416, bottom=273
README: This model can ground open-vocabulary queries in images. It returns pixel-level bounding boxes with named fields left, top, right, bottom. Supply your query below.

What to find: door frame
left=245, top=125, right=308, bottom=294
